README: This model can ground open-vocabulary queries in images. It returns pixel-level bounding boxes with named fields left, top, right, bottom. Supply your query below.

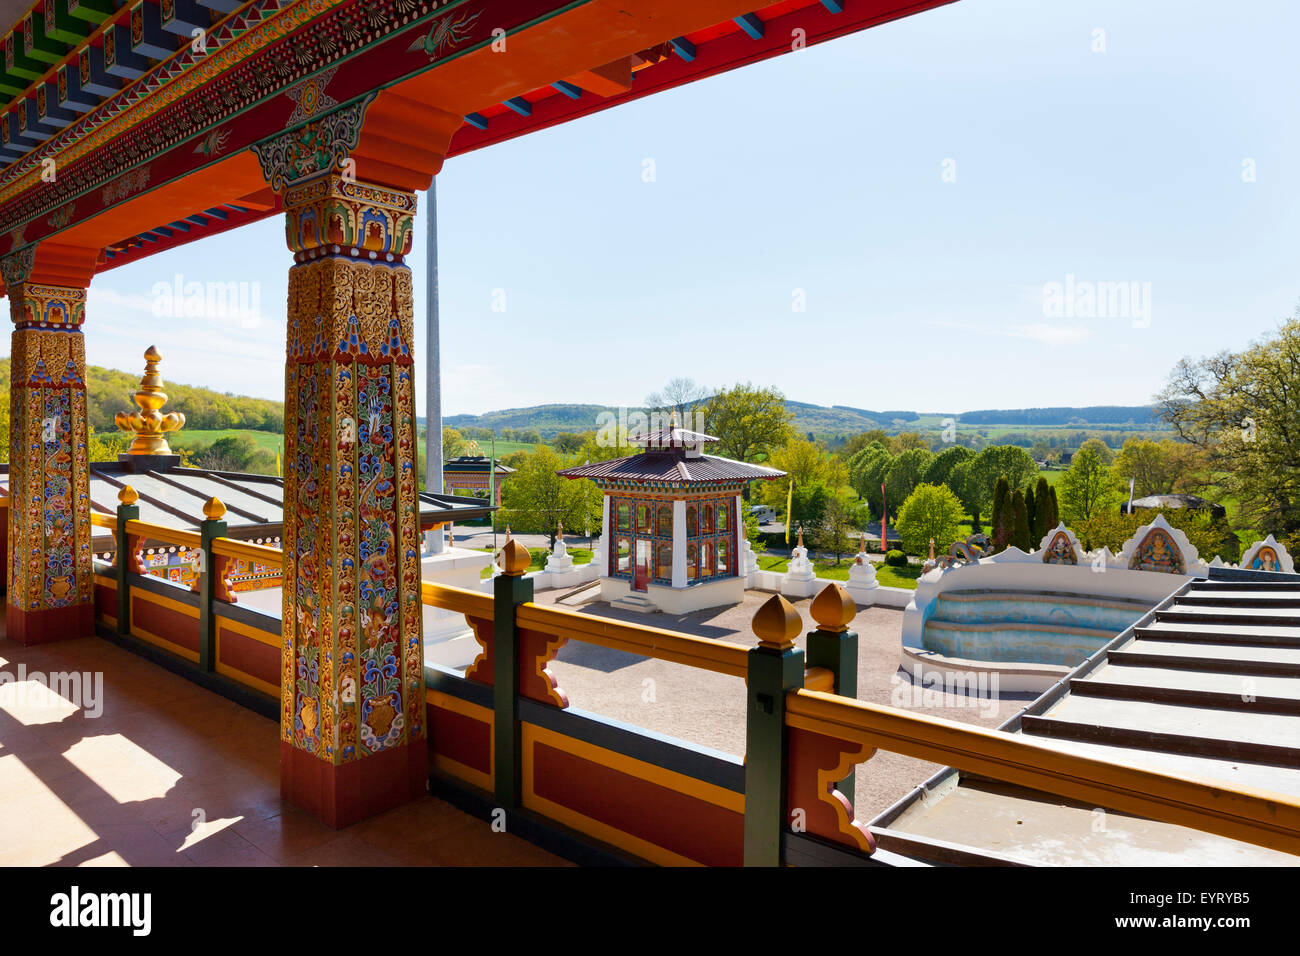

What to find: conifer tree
left=1011, top=489, right=1031, bottom=551
left=991, top=476, right=1011, bottom=551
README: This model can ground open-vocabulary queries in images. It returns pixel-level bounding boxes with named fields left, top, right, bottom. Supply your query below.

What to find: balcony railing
left=47, top=488, right=1300, bottom=866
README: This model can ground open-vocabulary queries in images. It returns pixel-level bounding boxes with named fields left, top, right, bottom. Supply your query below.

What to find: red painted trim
left=5, top=602, right=94, bottom=644
left=280, top=738, right=427, bottom=829
left=131, top=592, right=199, bottom=652
left=217, top=625, right=280, bottom=687
left=447, top=0, right=958, bottom=158
left=532, top=741, right=743, bottom=865
left=428, top=702, right=491, bottom=775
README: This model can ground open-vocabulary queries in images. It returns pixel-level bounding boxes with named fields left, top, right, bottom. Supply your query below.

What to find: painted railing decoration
left=82, top=493, right=1300, bottom=866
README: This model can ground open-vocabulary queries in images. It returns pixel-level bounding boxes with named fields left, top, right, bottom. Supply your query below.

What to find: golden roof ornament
left=115, top=346, right=186, bottom=455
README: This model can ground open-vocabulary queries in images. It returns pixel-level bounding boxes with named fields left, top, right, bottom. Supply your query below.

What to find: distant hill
left=0, top=358, right=283, bottom=435
left=441, top=401, right=1166, bottom=441
left=957, top=405, right=1162, bottom=427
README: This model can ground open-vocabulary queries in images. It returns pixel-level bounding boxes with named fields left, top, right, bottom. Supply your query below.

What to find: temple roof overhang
left=557, top=449, right=785, bottom=488
left=0, top=0, right=957, bottom=287
left=0, top=459, right=494, bottom=538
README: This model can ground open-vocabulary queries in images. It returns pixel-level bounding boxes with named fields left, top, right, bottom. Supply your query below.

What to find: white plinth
left=845, top=552, right=879, bottom=605
left=781, top=546, right=818, bottom=599
left=421, top=547, right=495, bottom=669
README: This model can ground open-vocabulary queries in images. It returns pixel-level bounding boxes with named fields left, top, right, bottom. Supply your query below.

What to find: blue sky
left=72, top=0, right=1298, bottom=419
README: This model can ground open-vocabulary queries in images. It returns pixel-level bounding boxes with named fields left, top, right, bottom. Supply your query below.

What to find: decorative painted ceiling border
left=0, top=0, right=366, bottom=199
left=0, top=0, right=474, bottom=226
left=1, top=0, right=274, bottom=186
left=0, top=0, right=589, bottom=239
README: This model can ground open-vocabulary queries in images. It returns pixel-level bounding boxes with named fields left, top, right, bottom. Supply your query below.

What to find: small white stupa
left=781, top=526, right=818, bottom=599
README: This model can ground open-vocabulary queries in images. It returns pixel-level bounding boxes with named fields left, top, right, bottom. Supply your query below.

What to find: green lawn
left=477, top=546, right=592, bottom=579
left=756, top=553, right=923, bottom=590
left=168, top=428, right=283, bottom=453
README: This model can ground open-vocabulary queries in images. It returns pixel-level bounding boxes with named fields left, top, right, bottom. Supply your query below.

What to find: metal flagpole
left=490, top=432, right=497, bottom=553
left=425, top=177, right=445, bottom=554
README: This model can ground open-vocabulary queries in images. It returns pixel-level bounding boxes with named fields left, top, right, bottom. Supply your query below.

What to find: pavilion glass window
left=683, top=493, right=739, bottom=584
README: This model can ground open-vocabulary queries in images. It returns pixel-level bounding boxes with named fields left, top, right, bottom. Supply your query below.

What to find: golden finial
left=810, top=583, right=855, bottom=633
left=118, top=485, right=139, bottom=505
left=114, top=346, right=186, bottom=455
left=796, top=525, right=804, bottom=550
left=498, top=537, right=530, bottom=575
left=556, top=520, right=564, bottom=542
left=859, top=531, right=867, bottom=553
left=203, top=496, right=227, bottom=520
left=752, top=594, right=801, bottom=650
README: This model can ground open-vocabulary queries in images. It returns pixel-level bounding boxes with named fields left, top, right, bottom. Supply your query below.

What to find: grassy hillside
left=0, top=358, right=283, bottom=436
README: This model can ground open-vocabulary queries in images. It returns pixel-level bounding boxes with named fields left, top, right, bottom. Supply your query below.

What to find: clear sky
left=68, top=0, right=1299, bottom=420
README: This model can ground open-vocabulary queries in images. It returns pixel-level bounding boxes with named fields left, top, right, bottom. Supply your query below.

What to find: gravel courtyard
left=534, top=586, right=1034, bottom=820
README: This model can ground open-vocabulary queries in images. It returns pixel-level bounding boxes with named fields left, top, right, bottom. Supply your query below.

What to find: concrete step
left=1136, top=620, right=1300, bottom=646
left=1070, top=663, right=1300, bottom=714
left=1178, top=592, right=1300, bottom=608
left=1191, top=580, right=1300, bottom=592
left=1023, top=694, right=1300, bottom=766
left=1110, top=639, right=1300, bottom=677
left=1157, top=605, right=1300, bottom=628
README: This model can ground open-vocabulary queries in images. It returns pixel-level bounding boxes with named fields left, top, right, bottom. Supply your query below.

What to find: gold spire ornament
left=115, top=346, right=186, bottom=455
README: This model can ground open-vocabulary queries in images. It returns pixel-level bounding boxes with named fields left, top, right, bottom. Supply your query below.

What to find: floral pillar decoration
left=253, top=97, right=425, bottom=827
left=3, top=247, right=94, bottom=644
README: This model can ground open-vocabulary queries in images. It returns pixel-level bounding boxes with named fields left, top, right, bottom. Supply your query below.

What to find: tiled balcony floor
left=0, top=624, right=565, bottom=867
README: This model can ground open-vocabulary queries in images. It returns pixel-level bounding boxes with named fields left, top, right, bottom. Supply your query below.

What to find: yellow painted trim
left=132, top=587, right=200, bottom=618
left=211, top=537, right=284, bottom=566
left=214, top=613, right=282, bottom=649
left=215, top=657, right=280, bottom=697
left=131, top=624, right=200, bottom=663
left=130, top=587, right=200, bottom=662
left=124, top=519, right=202, bottom=548
left=522, top=722, right=742, bottom=813
left=98, top=614, right=118, bottom=629
left=426, top=690, right=494, bottom=792
left=786, top=688, right=1300, bottom=856
left=519, top=722, right=744, bottom=867
left=94, top=574, right=117, bottom=589
left=520, top=723, right=702, bottom=866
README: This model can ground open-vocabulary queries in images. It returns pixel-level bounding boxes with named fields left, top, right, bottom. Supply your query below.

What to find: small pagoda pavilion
left=557, top=426, right=784, bottom=613
left=443, top=455, right=515, bottom=505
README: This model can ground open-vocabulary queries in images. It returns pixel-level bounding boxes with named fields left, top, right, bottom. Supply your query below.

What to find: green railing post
left=806, top=582, right=860, bottom=810
left=196, top=497, right=228, bottom=673
left=744, top=593, right=805, bottom=866
left=493, top=537, right=533, bottom=809
left=114, top=485, right=139, bottom=636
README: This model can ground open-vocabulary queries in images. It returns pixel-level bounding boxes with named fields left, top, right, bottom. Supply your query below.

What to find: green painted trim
left=492, top=571, right=532, bottom=809
left=197, top=516, right=227, bottom=672
left=114, top=502, right=138, bottom=635
left=743, top=643, right=804, bottom=866
left=806, top=627, right=858, bottom=809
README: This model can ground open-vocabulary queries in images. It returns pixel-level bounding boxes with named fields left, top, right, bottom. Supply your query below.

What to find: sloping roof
left=629, top=425, right=719, bottom=447
left=443, top=456, right=515, bottom=475
left=0, top=462, right=494, bottom=536
left=557, top=451, right=784, bottom=484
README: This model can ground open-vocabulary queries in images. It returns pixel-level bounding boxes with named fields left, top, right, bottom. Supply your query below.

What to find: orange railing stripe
left=516, top=602, right=749, bottom=678
left=786, top=688, right=1300, bottom=857
left=421, top=580, right=493, bottom=618
left=211, top=537, right=284, bottom=567
left=124, top=518, right=201, bottom=548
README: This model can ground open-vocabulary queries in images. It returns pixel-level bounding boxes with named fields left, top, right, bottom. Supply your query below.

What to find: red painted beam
left=446, top=0, right=957, bottom=159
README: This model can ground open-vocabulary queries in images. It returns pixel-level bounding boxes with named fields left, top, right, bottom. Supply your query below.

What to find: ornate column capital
left=250, top=93, right=375, bottom=194
left=282, top=174, right=416, bottom=264
left=8, top=282, right=87, bottom=328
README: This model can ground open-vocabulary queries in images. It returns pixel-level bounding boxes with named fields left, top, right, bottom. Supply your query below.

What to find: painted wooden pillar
left=255, top=107, right=425, bottom=827
left=3, top=250, right=94, bottom=645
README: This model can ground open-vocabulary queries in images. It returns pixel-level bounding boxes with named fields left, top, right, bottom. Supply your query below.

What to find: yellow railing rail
left=0, top=495, right=8, bottom=508
left=516, top=601, right=749, bottom=678
left=123, top=518, right=202, bottom=548
left=211, top=537, right=284, bottom=567
left=90, top=512, right=117, bottom=530
left=421, top=580, right=493, bottom=618
left=787, top=688, right=1300, bottom=857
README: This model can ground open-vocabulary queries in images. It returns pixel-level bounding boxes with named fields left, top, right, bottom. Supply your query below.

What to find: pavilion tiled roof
left=556, top=451, right=784, bottom=484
